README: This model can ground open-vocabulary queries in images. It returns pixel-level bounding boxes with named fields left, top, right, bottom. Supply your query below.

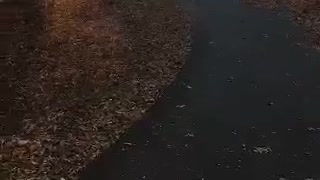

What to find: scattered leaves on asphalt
left=242, top=0, right=320, bottom=50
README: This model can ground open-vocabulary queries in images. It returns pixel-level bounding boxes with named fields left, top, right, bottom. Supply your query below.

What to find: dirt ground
left=1, top=0, right=190, bottom=179
left=242, top=0, right=320, bottom=50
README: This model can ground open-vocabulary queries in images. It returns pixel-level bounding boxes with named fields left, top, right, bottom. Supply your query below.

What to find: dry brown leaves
left=2, top=0, right=190, bottom=179
left=287, top=0, right=320, bottom=48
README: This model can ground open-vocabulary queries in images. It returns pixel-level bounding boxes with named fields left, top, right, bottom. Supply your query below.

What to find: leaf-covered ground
left=1, top=0, right=190, bottom=179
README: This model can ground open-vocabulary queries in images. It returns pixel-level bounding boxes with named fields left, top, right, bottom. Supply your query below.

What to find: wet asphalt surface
left=81, top=0, right=320, bottom=179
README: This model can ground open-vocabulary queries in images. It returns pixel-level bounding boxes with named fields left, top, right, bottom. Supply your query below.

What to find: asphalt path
left=81, top=0, right=320, bottom=179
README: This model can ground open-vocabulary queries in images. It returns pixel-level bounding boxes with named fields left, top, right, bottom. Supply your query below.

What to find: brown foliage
left=2, top=0, right=190, bottom=179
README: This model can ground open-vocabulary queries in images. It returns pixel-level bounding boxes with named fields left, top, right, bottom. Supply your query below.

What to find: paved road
left=81, top=0, right=320, bottom=179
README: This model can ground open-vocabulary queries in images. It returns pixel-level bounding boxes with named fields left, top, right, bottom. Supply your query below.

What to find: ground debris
left=184, top=132, right=195, bottom=138
left=253, top=146, right=272, bottom=154
left=176, top=104, right=187, bottom=109
left=242, top=0, right=279, bottom=9
left=1, top=0, right=191, bottom=178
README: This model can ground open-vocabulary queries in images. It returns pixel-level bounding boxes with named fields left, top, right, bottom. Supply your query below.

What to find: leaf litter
left=1, top=0, right=191, bottom=179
